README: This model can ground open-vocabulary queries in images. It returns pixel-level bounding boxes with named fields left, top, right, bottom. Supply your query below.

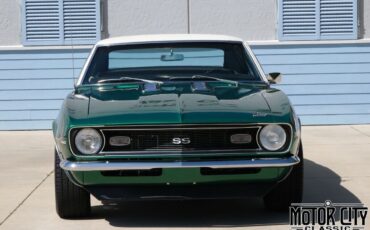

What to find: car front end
left=53, top=34, right=303, bottom=218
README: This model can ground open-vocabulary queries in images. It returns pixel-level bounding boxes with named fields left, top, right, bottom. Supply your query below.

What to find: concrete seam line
left=0, top=170, right=54, bottom=226
left=351, top=126, right=370, bottom=138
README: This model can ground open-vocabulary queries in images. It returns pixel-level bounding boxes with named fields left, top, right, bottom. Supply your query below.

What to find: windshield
left=83, top=42, right=262, bottom=84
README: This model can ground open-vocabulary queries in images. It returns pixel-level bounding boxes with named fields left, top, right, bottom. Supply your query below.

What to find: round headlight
left=75, top=128, right=103, bottom=154
left=259, top=125, right=287, bottom=151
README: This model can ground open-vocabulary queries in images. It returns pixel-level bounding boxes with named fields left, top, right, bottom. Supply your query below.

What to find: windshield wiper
left=192, top=75, right=238, bottom=85
left=160, top=75, right=238, bottom=86
left=97, top=76, right=162, bottom=84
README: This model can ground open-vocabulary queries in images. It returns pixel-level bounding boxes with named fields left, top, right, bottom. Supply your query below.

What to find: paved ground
left=0, top=125, right=370, bottom=230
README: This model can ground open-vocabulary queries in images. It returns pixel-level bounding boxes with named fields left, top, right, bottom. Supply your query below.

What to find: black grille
left=100, top=126, right=260, bottom=153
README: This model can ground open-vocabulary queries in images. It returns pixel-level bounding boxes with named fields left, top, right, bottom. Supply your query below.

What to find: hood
left=67, top=82, right=293, bottom=126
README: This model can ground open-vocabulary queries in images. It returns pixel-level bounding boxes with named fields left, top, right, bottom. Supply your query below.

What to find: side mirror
left=267, top=72, right=282, bottom=84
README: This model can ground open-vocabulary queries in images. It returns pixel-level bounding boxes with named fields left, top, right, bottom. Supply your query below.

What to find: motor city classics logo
left=289, top=200, right=368, bottom=230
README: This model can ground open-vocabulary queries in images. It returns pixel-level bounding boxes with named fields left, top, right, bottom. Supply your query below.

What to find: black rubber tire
left=263, top=142, right=304, bottom=211
left=55, top=149, right=91, bottom=218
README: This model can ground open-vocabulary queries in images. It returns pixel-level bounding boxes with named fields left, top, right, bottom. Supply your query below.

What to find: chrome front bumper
left=60, top=156, right=300, bottom=172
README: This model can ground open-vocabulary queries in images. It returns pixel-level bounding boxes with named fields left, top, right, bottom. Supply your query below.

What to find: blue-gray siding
left=253, top=43, right=370, bottom=125
left=0, top=49, right=87, bottom=130
left=1, top=43, right=370, bottom=130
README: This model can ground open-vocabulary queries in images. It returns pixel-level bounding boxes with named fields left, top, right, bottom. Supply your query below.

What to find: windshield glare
left=83, top=42, right=262, bottom=84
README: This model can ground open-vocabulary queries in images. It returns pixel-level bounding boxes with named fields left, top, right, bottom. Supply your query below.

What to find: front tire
left=55, top=148, right=91, bottom=218
left=263, top=142, right=304, bottom=211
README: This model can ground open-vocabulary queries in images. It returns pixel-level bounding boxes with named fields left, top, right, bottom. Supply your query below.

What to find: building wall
left=0, top=0, right=370, bottom=129
left=0, top=48, right=87, bottom=130
left=254, top=43, right=370, bottom=125
left=1, top=43, right=370, bottom=130
left=359, top=0, right=370, bottom=38
left=105, top=0, right=189, bottom=37
left=189, top=0, right=277, bottom=40
left=104, top=0, right=277, bottom=41
left=0, top=0, right=21, bottom=46
left=1, top=0, right=370, bottom=46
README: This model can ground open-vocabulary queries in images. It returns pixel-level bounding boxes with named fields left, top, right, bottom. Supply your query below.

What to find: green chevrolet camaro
left=53, top=34, right=303, bottom=218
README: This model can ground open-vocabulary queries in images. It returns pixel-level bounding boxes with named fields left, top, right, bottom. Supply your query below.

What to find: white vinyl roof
left=96, top=34, right=244, bottom=46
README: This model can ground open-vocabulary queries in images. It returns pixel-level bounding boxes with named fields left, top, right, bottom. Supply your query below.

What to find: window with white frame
left=278, top=0, right=358, bottom=41
left=22, top=0, right=101, bottom=46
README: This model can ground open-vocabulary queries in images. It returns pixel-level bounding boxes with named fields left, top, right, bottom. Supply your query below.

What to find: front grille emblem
left=172, top=137, right=191, bottom=145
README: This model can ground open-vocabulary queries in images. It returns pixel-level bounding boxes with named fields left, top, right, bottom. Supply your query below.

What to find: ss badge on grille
left=172, top=137, right=191, bottom=145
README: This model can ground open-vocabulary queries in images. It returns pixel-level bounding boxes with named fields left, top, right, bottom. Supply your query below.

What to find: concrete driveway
left=0, top=125, right=370, bottom=229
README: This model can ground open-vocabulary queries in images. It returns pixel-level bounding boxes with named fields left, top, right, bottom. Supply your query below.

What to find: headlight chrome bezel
left=259, top=124, right=287, bottom=151
left=73, top=128, right=103, bottom=155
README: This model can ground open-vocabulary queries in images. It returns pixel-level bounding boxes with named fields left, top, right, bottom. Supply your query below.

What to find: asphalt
left=0, top=125, right=370, bottom=229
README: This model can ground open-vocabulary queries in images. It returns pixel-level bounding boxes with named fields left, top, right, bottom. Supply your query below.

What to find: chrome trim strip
left=69, top=123, right=287, bottom=128
left=100, top=148, right=261, bottom=155
left=76, top=44, right=98, bottom=86
left=100, top=125, right=261, bottom=131
left=60, top=156, right=300, bottom=172
left=243, top=42, right=268, bottom=84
